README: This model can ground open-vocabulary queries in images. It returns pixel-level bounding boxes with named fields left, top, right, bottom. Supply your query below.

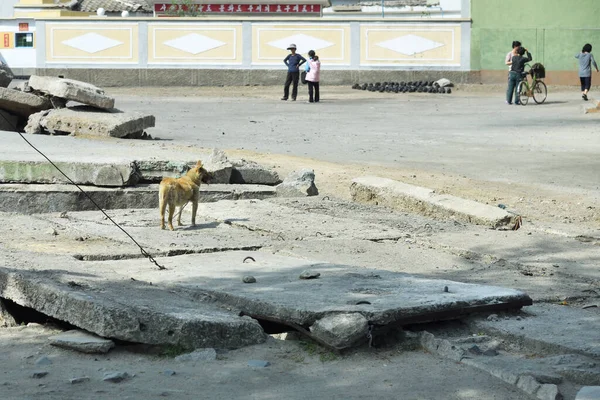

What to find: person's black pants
left=283, top=72, right=299, bottom=100
left=580, top=76, right=592, bottom=91
left=308, top=81, right=320, bottom=102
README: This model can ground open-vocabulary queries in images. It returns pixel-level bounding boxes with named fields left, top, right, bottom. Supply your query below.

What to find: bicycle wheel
left=533, top=80, right=547, bottom=104
left=517, top=81, right=529, bottom=105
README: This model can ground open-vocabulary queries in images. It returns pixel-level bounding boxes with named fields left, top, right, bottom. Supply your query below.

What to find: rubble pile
left=0, top=71, right=155, bottom=139
left=351, top=78, right=453, bottom=94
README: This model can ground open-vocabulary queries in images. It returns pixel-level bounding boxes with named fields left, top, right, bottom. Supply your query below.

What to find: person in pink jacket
left=305, top=50, right=321, bottom=103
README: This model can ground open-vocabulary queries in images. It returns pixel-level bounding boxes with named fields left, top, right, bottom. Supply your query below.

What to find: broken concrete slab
left=0, top=184, right=276, bottom=213
left=351, top=176, right=514, bottom=228
left=276, top=169, right=318, bottom=197
left=0, top=160, right=140, bottom=187
left=204, top=149, right=233, bottom=184
left=0, top=87, right=52, bottom=117
left=230, top=159, right=281, bottom=185
left=0, top=207, right=531, bottom=351
left=49, top=330, right=115, bottom=353
left=76, top=251, right=531, bottom=349
left=0, top=265, right=267, bottom=349
left=472, top=304, right=600, bottom=358
left=28, top=75, right=115, bottom=109
left=25, top=106, right=155, bottom=138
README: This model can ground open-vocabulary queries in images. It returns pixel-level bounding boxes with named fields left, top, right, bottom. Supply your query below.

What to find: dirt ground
left=1, top=84, right=599, bottom=400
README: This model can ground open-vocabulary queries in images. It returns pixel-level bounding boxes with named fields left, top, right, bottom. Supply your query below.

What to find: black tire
left=533, top=80, right=547, bottom=104
left=517, top=81, right=529, bottom=105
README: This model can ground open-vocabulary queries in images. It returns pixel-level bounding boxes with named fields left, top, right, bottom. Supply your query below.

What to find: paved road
left=115, top=87, right=600, bottom=197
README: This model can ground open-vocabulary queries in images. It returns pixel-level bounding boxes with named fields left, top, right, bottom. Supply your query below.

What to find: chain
left=367, top=324, right=374, bottom=348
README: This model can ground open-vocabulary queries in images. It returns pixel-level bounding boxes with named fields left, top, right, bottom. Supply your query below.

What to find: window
left=15, top=32, right=33, bottom=48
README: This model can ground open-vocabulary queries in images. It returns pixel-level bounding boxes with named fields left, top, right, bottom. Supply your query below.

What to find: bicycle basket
left=530, top=63, right=546, bottom=79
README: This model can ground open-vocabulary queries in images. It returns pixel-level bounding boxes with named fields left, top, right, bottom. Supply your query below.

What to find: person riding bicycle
left=506, top=47, right=532, bottom=105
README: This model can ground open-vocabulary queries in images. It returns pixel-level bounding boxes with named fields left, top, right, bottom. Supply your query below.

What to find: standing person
left=575, top=43, right=599, bottom=101
left=305, top=50, right=321, bottom=103
left=281, top=44, right=306, bottom=101
left=506, top=46, right=532, bottom=105
left=505, top=40, right=521, bottom=73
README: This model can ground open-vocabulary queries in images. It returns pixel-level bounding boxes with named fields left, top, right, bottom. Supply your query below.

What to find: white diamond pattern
left=268, top=34, right=334, bottom=54
left=164, top=33, right=226, bottom=55
left=62, top=33, right=123, bottom=54
left=376, top=34, right=444, bottom=56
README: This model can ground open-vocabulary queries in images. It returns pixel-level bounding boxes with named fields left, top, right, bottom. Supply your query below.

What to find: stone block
left=0, top=160, right=140, bottom=187
left=28, top=75, right=115, bottom=109
left=350, top=176, right=514, bottom=228
left=537, top=384, right=562, bottom=400
left=230, top=159, right=281, bottom=185
left=517, top=375, right=541, bottom=396
left=276, top=169, right=318, bottom=197
left=50, top=330, right=115, bottom=353
left=310, top=313, right=368, bottom=349
left=0, top=87, right=52, bottom=117
left=26, top=106, right=155, bottom=138
left=204, top=149, right=233, bottom=184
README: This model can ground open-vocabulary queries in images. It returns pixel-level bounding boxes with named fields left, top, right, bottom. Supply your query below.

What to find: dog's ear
left=195, top=160, right=203, bottom=169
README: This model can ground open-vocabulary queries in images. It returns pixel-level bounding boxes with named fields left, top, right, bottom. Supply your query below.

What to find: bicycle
left=517, top=63, right=547, bottom=105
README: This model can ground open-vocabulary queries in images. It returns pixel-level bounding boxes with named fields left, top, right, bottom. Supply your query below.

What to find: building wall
left=471, top=0, right=600, bottom=84
left=1, top=17, right=473, bottom=84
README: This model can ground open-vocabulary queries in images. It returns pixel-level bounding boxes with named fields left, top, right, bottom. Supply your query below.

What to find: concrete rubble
left=0, top=161, right=140, bottom=187
left=24, top=106, right=156, bottom=138
left=0, top=75, right=156, bottom=140
left=28, top=75, right=115, bottom=110
left=0, top=183, right=277, bottom=213
left=204, top=148, right=233, bottom=184
left=276, top=169, right=319, bottom=197
left=0, top=210, right=533, bottom=351
left=231, top=159, right=281, bottom=185
left=50, top=330, right=116, bottom=353
left=0, top=87, right=52, bottom=117
left=350, top=176, right=515, bottom=228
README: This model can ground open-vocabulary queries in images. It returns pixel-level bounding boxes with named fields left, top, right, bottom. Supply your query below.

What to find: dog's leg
left=167, top=204, right=175, bottom=231
left=159, top=190, right=166, bottom=230
left=191, top=193, right=199, bottom=226
left=177, top=206, right=183, bottom=226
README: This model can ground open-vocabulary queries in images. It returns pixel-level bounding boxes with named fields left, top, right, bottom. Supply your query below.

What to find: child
left=305, top=50, right=321, bottom=103
left=575, top=43, right=599, bottom=101
left=507, top=46, right=532, bottom=105
left=281, top=44, right=306, bottom=101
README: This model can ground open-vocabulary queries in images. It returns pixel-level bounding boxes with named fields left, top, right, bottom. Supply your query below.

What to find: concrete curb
left=0, top=183, right=276, bottom=213
left=350, top=176, right=515, bottom=228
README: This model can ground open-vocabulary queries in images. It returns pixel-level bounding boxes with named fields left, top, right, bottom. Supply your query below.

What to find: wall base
left=31, top=69, right=482, bottom=87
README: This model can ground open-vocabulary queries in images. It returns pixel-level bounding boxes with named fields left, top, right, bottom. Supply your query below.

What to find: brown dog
left=159, top=160, right=212, bottom=230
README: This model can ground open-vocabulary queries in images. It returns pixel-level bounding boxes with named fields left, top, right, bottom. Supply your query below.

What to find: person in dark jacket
left=506, top=46, right=532, bottom=105
left=281, top=44, right=306, bottom=101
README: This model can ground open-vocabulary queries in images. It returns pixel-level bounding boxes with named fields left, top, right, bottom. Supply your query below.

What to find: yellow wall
left=148, top=24, right=243, bottom=64
left=46, top=23, right=139, bottom=63
left=252, top=24, right=351, bottom=65
left=360, top=24, right=461, bottom=66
